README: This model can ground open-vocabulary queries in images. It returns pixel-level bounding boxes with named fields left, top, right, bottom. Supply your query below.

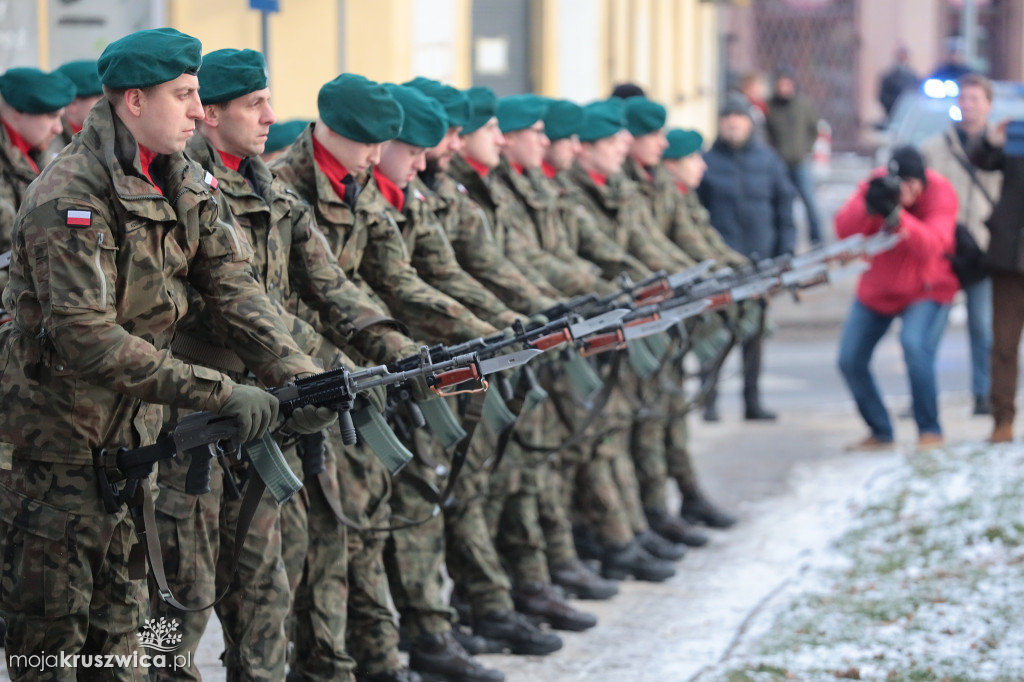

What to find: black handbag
left=950, top=222, right=988, bottom=288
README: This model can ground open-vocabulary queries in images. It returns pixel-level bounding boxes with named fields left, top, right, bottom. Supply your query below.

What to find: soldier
left=0, top=28, right=326, bottom=680
left=153, top=49, right=410, bottom=682
left=657, top=127, right=746, bottom=529
left=48, top=60, right=104, bottom=159
left=0, top=66, right=75, bottom=295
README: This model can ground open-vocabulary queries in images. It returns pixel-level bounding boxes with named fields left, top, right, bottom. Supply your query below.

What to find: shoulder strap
left=947, top=131, right=996, bottom=206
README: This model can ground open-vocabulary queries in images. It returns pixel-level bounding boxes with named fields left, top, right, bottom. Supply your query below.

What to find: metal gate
left=736, top=0, right=860, bottom=152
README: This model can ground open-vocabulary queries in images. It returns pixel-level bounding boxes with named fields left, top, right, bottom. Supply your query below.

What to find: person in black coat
left=697, top=95, right=796, bottom=422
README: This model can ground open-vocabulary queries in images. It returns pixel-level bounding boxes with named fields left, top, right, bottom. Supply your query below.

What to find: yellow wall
left=168, top=0, right=340, bottom=120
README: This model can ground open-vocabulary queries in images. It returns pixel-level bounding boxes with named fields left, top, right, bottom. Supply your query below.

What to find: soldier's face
left=379, top=140, right=427, bottom=188
left=581, top=135, right=625, bottom=176
left=126, top=73, right=205, bottom=154
left=504, top=122, right=549, bottom=170
left=630, top=129, right=667, bottom=167
left=544, top=137, right=577, bottom=171
left=461, top=117, right=505, bottom=169
left=317, top=124, right=384, bottom=174
left=4, top=108, right=65, bottom=151
left=203, top=88, right=276, bottom=159
left=664, top=152, right=706, bottom=189
left=65, top=95, right=102, bottom=129
left=426, top=126, right=463, bottom=172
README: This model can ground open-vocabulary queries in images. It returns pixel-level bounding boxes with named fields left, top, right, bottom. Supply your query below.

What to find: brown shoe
left=916, top=433, right=945, bottom=451
left=844, top=435, right=895, bottom=452
left=989, top=423, right=1013, bottom=444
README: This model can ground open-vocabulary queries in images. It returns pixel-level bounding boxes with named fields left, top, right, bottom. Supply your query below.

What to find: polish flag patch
left=67, top=210, right=92, bottom=226
left=204, top=171, right=219, bottom=189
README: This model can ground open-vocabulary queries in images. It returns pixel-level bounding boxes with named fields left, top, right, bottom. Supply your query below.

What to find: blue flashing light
left=923, top=78, right=960, bottom=99
left=949, top=104, right=962, bottom=122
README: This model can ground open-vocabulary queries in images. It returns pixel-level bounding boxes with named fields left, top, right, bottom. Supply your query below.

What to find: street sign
left=249, top=0, right=279, bottom=12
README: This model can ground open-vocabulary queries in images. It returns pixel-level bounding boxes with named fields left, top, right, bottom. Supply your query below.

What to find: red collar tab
left=676, top=182, right=689, bottom=194
left=2, top=120, right=38, bottom=173
left=373, top=167, right=405, bottom=212
left=218, top=150, right=244, bottom=172
left=510, top=161, right=525, bottom=175
left=70, top=121, right=83, bottom=135
left=587, top=170, right=608, bottom=187
left=541, top=161, right=558, bottom=179
left=137, top=143, right=163, bottom=195
left=312, top=135, right=353, bottom=202
left=464, top=156, right=492, bottom=179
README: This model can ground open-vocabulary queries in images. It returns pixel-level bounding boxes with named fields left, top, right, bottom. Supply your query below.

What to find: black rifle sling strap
left=439, top=389, right=488, bottom=507
left=488, top=369, right=532, bottom=475
left=947, top=131, right=996, bottom=207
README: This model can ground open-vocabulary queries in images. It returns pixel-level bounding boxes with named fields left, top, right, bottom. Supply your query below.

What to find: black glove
left=865, top=175, right=900, bottom=217
left=284, top=405, right=338, bottom=434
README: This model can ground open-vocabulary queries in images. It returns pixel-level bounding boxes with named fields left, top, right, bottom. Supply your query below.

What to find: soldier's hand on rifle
left=360, top=384, right=387, bottom=414
left=527, top=313, right=549, bottom=329
left=219, top=384, right=280, bottom=443
left=408, top=374, right=434, bottom=402
left=284, top=405, right=338, bottom=435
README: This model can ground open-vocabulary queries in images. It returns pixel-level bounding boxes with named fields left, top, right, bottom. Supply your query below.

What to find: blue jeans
left=787, top=161, right=823, bottom=245
left=963, top=277, right=992, bottom=399
left=837, top=299, right=950, bottom=440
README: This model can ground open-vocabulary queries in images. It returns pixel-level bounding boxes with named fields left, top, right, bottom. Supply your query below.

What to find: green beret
left=318, top=73, right=403, bottom=143
left=385, top=84, right=448, bottom=148
left=265, top=119, right=310, bottom=154
left=0, top=67, right=76, bottom=114
left=404, top=77, right=471, bottom=129
left=461, top=86, right=497, bottom=135
left=54, top=60, right=102, bottom=98
left=496, top=94, right=549, bottom=133
left=198, top=49, right=268, bottom=104
left=543, top=99, right=584, bottom=141
left=97, top=28, right=202, bottom=89
left=624, top=97, right=667, bottom=137
left=663, top=129, right=704, bottom=160
left=578, top=100, right=626, bottom=143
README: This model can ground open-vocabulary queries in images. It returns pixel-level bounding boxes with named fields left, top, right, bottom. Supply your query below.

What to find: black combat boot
left=601, top=541, right=675, bottom=582
left=356, top=668, right=423, bottom=682
left=645, top=507, right=709, bottom=547
left=512, top=581, right=598, bottom=632
left=549, top=558, right=620, bottom=600
left=409, top=631, right=506, bottom=682
left=637, top=530, right=687, bottom=561
left=571, top=524, right=604, bottom=562
left=450, top=624, right=505, bottom=655
left=679, top=485, right=738, bottom=529
left=473, top=610, right=563, bottom=656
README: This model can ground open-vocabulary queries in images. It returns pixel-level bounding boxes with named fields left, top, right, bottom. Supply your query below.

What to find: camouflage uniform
left=0, top=119, right=46, bottom=296
left=153, top=133, right=394, bottom=682
left=0, top=100, right=315, bottom=681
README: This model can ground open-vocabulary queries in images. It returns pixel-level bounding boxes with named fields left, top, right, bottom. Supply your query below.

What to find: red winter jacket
left=834, top=168, right=959, bottom=316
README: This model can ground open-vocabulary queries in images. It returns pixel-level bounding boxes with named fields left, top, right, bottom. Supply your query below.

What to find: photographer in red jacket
left=834, top=146, right=959, bottom=451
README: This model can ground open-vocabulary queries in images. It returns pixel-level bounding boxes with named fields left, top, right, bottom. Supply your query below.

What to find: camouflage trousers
left=0, top=458, right=147, bottom=682
left=444, top=414, right=514, bottom=618
left=483, top=407, right=550, bottom=587
left=339, top=443, right=400, bottom=678
left=384, top=429, right=456, bottom=639
left=280, top=433, right=353, bottom=682
left=150, top=450, right=289, bottom=682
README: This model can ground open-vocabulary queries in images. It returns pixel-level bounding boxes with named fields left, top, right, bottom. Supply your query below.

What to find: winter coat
left=967, top=135, right=1024, bottom=273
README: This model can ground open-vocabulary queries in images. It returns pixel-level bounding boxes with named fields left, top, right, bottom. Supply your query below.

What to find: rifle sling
left=439, top=389, right=488, bottom=507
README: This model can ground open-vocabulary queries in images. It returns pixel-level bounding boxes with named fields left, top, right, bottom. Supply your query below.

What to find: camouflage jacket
left=534, top=167, right=649, bottom=284
left=0, top=100, right=316, bottom=465
left=184, top=133, right=412, bottom=368
left=624, top=158, right=747, bottom=269
left=271, top=127, right=494, bottom=346
left=489, top=158, right=604, bottom=297
left=402, top=176, right=518, bottom=328
left=0, top=120, right=45, bottom=294
left=45, top=117, right=76, bottom=166
left=429, top=171, right=558, bottom=313
left=446, top=155, right=564, bottom=300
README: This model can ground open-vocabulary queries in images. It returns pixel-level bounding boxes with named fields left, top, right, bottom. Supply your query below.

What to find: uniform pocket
left=153, top=484, right=203, bottom=586
left=0, top=485, right=71, bottom=618
left=47, top=227, right=118, bottom=313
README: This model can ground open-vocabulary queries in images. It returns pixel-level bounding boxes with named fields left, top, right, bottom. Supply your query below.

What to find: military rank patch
left=67, top=209, right=92, bottom=226
left=204, top=171, right=219, bottom=189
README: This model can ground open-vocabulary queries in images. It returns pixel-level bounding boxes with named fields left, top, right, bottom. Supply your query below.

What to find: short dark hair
left=958, top=73, right=993, bottom=102
left=610, top=82, right=646, bottom=100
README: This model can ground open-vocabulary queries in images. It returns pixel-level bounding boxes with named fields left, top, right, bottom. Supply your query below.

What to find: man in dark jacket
left=697, top=95, right=795, bottom=422
left=969, top=119, right=1024, bottom=443
left=766, top=69, right=824, bottom=246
